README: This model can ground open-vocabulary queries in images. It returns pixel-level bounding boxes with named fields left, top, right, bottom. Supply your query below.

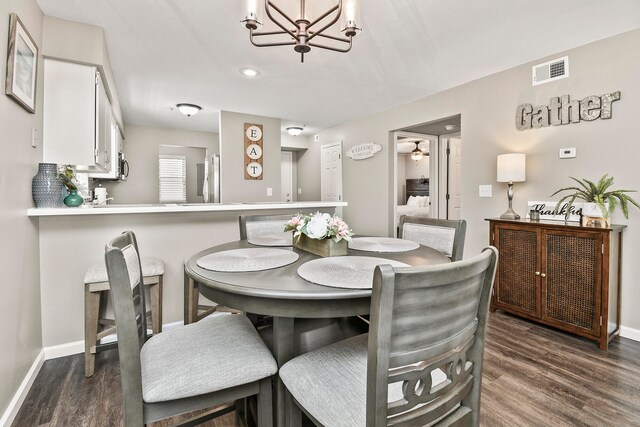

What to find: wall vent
left=532, top=56, right=569, bottom=86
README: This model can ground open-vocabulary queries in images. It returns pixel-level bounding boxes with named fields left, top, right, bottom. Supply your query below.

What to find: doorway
left=281, top=151, right=293, bottom=202
left=321, top=141, right=343, bottom=201
left=391, top=115, right=462, bottom=232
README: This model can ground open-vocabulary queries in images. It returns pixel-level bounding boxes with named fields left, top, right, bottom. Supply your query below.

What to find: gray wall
left=296, top=136, right=322, bottom=202
left=302, top=29, right=640, bottom=333
left=102, top=124, right=218, bottom=204
left=219, top=111, right=281, bottom=203
left=0, top=0, right=44, bottom=418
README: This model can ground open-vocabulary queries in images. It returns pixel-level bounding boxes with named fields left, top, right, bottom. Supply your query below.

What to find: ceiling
left=36, top=0, right=640, bottom=135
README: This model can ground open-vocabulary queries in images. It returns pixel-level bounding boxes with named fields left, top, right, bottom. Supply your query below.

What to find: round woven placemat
left=197, top=248, right=299, bottom=272
left=348, top=237, right=419, bottom=253
left=297, top=256, right=410, bottom=289
left=248, top=233, right=293, bottom=247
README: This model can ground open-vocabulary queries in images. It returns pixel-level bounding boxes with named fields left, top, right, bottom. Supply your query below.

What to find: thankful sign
left=526, top=200, right=583, bottom=222
left=516, top=91, right=620, bottom=131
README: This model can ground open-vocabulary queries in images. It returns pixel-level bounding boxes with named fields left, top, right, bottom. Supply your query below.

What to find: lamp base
left=500, top=208, right=521, bottom=220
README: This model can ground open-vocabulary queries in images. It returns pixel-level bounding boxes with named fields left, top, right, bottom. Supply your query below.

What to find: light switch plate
left=297, top=188, right=302, bottom=195
left=559, top=147, right=576, bottom=158
left=479, top=185, right=492, bottom=198
left=267, top=187, right=273, bottom=196
left=313, top=134, right=320, bottom=142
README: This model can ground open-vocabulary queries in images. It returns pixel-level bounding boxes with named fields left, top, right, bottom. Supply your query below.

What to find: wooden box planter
left=293, top=234, right=348, bottom=257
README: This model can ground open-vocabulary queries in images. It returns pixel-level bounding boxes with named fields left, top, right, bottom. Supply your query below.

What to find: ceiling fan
left=411, top=141, right=428, bottom=161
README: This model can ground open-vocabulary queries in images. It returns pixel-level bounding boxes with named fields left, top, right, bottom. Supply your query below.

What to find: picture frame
left=5, top=13, right=39, bottom=114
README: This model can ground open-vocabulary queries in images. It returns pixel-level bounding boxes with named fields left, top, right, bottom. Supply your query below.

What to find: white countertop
left=27, top=201, right=347, bottom=217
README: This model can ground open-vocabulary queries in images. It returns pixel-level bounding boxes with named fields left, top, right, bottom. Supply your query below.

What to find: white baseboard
left=44, top=340, right=84, bottom=360
left=42, top=320, right=186, bottom=360
left=620, top=325, right=640, bottom=342
left=0, top=350, right=45, bottom=427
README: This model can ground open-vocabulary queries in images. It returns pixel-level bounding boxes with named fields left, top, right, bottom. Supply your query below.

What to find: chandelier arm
left=311, top=32, right=351, bottom=44
left=308, top=37, right=353, bottom=53
left=251, top=30, right=291, bottom=37
left=265, top=1, right=298, bottom=31
left=250, top=28, right=296, bottom=47
left=306, top=1, right=341, bottom=31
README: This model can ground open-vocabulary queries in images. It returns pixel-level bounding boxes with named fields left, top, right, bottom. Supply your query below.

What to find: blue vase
left=64, top=190, right=84, bottom=207
left=32, top=163, right=64, bottom=208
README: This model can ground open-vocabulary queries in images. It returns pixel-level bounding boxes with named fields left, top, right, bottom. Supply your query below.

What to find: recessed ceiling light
left=176, top=103, right=201, bottom=117
left=240, top=68, right=261, bottom=77
left=444, top=124, right=456, bottom=131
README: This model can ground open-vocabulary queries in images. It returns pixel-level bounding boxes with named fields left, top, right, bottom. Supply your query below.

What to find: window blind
left=158, top=155, right=186, bottom=203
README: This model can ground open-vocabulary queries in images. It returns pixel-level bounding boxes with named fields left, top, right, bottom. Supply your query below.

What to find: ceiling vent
left=532, top=56, right=569, bottom=86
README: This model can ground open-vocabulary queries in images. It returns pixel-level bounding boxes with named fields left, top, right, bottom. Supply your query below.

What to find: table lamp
left=497, top=153, right=526, bottom=219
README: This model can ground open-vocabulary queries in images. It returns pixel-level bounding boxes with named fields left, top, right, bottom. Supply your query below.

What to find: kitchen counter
left=28, top=201, right=347, bottom=217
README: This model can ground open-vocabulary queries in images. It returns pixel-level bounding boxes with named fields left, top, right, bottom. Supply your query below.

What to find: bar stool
left=84, top=257, right=164, bottom=377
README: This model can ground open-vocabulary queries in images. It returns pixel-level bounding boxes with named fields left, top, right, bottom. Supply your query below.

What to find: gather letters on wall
left=516, top=91, right=620, bottom=131
left=244, top=123, right=263, bottom=180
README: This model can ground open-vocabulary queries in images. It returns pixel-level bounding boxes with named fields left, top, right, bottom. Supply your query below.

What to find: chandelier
left=242, top=0, right=361, bottom=62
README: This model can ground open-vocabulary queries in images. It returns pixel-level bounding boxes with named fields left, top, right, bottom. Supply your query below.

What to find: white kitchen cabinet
left=43, top=59, right=110, bottom=172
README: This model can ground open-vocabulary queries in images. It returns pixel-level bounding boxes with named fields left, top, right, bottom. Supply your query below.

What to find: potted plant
left=284, top=212, right=354, bottom=257
left=551, top=174, right=640, bottom=226
left=58, top=165, right=84, bottom=207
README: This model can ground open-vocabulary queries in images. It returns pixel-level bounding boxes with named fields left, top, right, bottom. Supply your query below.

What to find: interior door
left=321, top=141, right=342, bottom=203
left=448, top=137, right=462, bottom=219
left=281, top=151, right=293, bottom=202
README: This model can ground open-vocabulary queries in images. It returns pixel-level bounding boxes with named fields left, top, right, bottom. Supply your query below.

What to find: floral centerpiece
left=284, top=212, right=354, bottom=257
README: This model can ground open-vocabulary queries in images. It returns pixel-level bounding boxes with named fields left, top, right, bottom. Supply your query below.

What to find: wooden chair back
left=367, top=247, right=498, bottom=426
left=239, top=214, right=293, bottom=240
left=399, top=216, right=467, bottom=261
left=105, top=231, right=147, bottom=426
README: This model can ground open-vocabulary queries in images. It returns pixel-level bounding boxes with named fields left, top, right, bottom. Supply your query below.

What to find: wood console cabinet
left=487, top=218, right=625, bottom=350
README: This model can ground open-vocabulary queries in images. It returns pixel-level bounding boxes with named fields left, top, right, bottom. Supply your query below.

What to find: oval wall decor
left=346, top=142, right=382, bottom=160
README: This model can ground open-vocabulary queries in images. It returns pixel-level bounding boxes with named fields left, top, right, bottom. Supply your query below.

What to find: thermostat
left=559, top=148, right=576, bottom=159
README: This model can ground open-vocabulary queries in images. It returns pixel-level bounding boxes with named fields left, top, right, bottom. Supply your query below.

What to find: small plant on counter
left=284, top=212, right=354, bottom=242
left=551, top=174, right=640, bottom=220
left=58, top=165, right=78, bottom=191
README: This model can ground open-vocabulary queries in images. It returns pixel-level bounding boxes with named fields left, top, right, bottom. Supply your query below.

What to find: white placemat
left=348, top=237, right=420, bottom=253
left=248, top=233, right=293, bottom=247
left=197, top=248, right=299, bottom=272
left=297, top=256, right=410, bottom=289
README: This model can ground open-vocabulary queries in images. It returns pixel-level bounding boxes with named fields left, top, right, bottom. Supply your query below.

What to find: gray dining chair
left=399, top=215, right=467, bottom=261
left=105, top=231, right=277, bottom=426
left=279, top=246, right=498, bottom=427
left=239, top=213, right=294, bottom=240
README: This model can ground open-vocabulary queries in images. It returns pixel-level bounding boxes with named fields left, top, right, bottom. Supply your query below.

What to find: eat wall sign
left=244, top=123, right=263, bottom=180
left=516, top=91, right=620, bottom=131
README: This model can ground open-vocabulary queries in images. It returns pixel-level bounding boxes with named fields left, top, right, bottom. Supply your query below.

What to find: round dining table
left=184, top=238, right=450, bottom=427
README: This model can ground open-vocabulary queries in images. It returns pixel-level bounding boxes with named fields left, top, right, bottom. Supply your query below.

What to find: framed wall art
left=5, top=13, right=39, bottom=113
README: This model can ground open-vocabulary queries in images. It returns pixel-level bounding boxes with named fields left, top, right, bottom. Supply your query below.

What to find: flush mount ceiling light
left=241, top=0, right=362, bottom=63
left=286, top=126, right=304, bottom=136
left=176, top=103, right=201, bottom=117
left=239, top=67, right=261, bottom=77
left=411, top=141, right=427, bottom=161
left=445, top=124, right=456, bottom=131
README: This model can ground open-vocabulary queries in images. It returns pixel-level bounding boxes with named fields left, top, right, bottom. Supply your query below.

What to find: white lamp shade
left=497, top=153, right=526, bottom=182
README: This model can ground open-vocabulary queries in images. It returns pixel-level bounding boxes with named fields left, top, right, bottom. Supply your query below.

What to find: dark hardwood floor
left=12, top=312, right=640, bottom=426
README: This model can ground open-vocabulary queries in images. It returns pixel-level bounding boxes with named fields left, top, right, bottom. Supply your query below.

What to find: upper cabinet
left=43, top=59, right=110, bottom=171
left=41, top=16, right=124, bottom=177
